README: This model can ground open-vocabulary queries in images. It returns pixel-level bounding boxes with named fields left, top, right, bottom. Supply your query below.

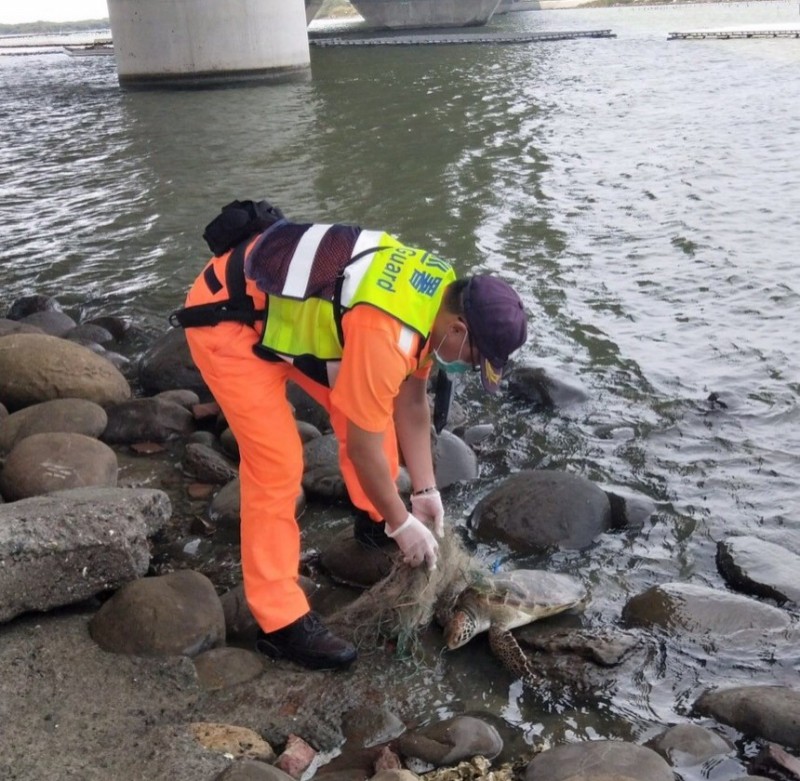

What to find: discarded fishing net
left=328, top=531, right=483, bottom=659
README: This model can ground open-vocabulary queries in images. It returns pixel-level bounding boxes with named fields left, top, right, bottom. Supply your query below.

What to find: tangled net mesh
left=327, top=531, right=486, bottom=660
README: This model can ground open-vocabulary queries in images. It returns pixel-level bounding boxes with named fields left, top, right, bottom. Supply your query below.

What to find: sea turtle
left=443, top=569, right=588, bottom=681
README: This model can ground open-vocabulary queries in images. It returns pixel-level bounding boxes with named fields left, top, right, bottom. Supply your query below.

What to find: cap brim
left=479, top=357, right=505, bottom=394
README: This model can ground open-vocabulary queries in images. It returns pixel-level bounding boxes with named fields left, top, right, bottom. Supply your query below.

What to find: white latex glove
left=387, top=513, right=439, bottom=570
left=410, top=489, right=445, bottom=538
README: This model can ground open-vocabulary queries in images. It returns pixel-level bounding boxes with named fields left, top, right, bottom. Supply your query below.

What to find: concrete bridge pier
left=107, top=0, right=310, bottom=89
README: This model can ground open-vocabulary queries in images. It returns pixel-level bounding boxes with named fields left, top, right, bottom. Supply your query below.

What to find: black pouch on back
left=202, top=199, right=285, bottom=256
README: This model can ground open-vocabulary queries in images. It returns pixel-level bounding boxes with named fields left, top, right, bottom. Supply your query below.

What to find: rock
left=524, top=739, right=673, bottom=781
left=220, top=584, right=259, bottom=642
left=64, top=322, right=115, bottom=345
left=644, top=723, right=734, bottom=766
left=18, top=309, right=78, bottom=336
left=193, top=647, right=266, bottom=691
left=716, top=535, right=800, bottom=605
left=320, top=527, right=395, bottom=588
left=622, top=582, right=792, bottom=636
left=0, top=333, right=131, bottom=410
left=342, top=706, right=406, bottom=748
left=184, top=442, right=239, bottom=484
left=275, top=734, right=317, bottom=779
left=216, top=761, right=296, bottom=780
left=459, top=423, right=494, bottom=448
left=0, top=431, right=118, bottom=501
left=433, top=430, right=478, bottom=489
left=6, top=294, right=62, bottom=320
left=396, top=715, right=503, bottom=767
left=287, top=381, right=330, bottom=433
left=89, top=570, right=226, bottom=657
left=471, top=470, right=611, bottom=554
left=139, top=327, right=208, bottom=397
left=297, top=420, right=322, bottom=443
left=506, top=365, right=588, bottom=409
left=519, top=628, right=641, bottom=667
left=0, top=317, right=43, bottom=337
left=693, top=685, right=800, bottom=751
left=85, top=315, right=130, bottom=342
left=303, top=434, right=346, bottom=500
left=102, top=397, right=196, bottom=444
left=603, top=488, right=655, bottom=531
left=189, top=722, right=275, bottom=762
left=0, top=487, right=170, bottom=623
left=156, top=389, right=202, bottom=409
left=371, top=771, right=418, bottom=781
left=0, top=397, right=108, bottom=455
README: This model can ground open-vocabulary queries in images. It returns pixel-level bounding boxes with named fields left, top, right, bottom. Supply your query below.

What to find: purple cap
left=462, top=276, right=528, bottom=393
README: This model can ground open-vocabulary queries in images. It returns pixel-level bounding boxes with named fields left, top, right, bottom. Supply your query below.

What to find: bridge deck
left=310, top=29, right=616, bottom=47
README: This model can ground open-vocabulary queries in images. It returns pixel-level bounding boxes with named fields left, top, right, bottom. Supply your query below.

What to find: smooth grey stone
left=717, top=535, right=800, bottom=604
left=644, top=723, right=734, bottom=766
left=89, top=570, right=225, bottom=657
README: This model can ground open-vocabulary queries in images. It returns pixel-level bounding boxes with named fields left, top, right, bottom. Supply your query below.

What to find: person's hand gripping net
left=387, top=513, right=439, bottom=570
left=410, top=487, right=445, bottom=538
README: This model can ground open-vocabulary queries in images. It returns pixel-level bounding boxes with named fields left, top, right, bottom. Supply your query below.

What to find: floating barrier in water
left=668, top=28, right=800, bottom=40
left=310, top=29, right=616, bottom=47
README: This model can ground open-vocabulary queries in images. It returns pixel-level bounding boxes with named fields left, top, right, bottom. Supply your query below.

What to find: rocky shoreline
left=1, top=295, right=799, bottom=781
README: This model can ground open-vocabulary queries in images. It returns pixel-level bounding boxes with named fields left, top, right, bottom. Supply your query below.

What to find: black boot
left=353, top=509, right=393, bottom=549
left=256, top=612, right=356, bottom=670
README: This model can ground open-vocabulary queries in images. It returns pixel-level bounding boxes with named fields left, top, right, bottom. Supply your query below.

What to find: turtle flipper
left=488, top=627, right=539, bottom=684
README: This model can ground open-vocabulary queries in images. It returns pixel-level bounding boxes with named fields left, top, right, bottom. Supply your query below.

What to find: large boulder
left=0, top=432, right=118, bottom=501
left=0, top=333, right=131, bottom=410
left=0, top=487, right=170, bottom=623
left=471, top=470, right=612, bottom=553
left=101, top=397, right=195, bottom=444
left=433, top=429, right=478, bottom=489
left=0, top=397, right=108, bottom=456
left=138, top=328, right=208, bottom=397
left=525, top=739, right=673, bottom=781
left=89, top=570, right=226, bottom=657
left=694, top=685, right=800, bottom=751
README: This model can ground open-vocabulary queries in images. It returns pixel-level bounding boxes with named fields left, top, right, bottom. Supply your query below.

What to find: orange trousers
left=184, top=265, right=399, bottom=632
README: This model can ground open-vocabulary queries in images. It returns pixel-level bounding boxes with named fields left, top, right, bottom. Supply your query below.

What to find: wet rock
left=622, top=582, right=792, bottom=635
left=1, top=431, right=118, bottom=500
left=209, top=478, right=307, bottom=542
left=0, top=397, right=108, bottom=455
left=85, top=315, right=130, bottom=342
left=220, top=427, right=240, bottom=459
left=320, top=527, right=395, bottom=588
left=102, top=397, right=196, bottom=444
left=190, top=722, right=275, bottom=762
left=89, top=569, right=226, bottom=657
left=506, top=365, right=588, bottom=409
left=0, top=333, right=131, bottom=410
left=524, top=739, right=673, bottom=781
left=716, top=535, right=800, bottom=605
left=216, top=762, right=296, bottom=780
left=287, top=381, right=330, bottom=433
left=396, top=715, right=503, bottom=767
left=752, top=742, right=800, bottom=779
left=18, top=309, right=77, bottom=336
left=303, top=434, right=346, bottom=500
left=459, top=424, right=494, bottom=448
left=64, top=322, right=115, bottom=345
left=433, top=430, right=478, bottom=489
left=0, top=487, right=170, bottom=623
left=0, top=317, right=43, bottom=336
left=693, top=685, right=800, bottom=751
left=184, top=442, right=239, bottom=484
left=471, top=470, right=611, bottom=554
left=343, top=706, right=406, bottom=748
left=6, top=294, right=62, bottom=320
left=297, top=420, right=323, bottom=443
left=276, top=734, right=317, bottom=779
left=139, top=327, right=208, bottom=397
left=644, top=723, right=734, bottom=766
left=156, top=389, right=202, bottom=409
left=603, top=488, right=655, bottom=531
left=220, top=583, right=259, bottom=642
left=518, top=628, right=641, bottom=667
left=193, top=647, right=266, bottom=690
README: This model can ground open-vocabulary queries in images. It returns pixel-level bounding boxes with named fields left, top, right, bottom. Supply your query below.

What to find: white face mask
left=433, top=332, right=471, bottom=375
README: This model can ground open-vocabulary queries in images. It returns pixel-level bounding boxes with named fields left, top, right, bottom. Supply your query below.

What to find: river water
left=1, top=1, right=799, bottom=771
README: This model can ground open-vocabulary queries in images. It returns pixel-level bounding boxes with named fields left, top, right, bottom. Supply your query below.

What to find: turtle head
left=445, top=608, right=478, bottom=650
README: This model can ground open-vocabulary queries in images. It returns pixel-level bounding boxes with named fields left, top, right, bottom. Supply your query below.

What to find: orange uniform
left=184, top=249, right=432, bottom=632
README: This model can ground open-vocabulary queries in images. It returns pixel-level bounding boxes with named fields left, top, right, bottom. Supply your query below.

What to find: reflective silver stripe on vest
left=340, top=229, right=385, bottom=308
left=282, top=224, right=333, bottom=299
